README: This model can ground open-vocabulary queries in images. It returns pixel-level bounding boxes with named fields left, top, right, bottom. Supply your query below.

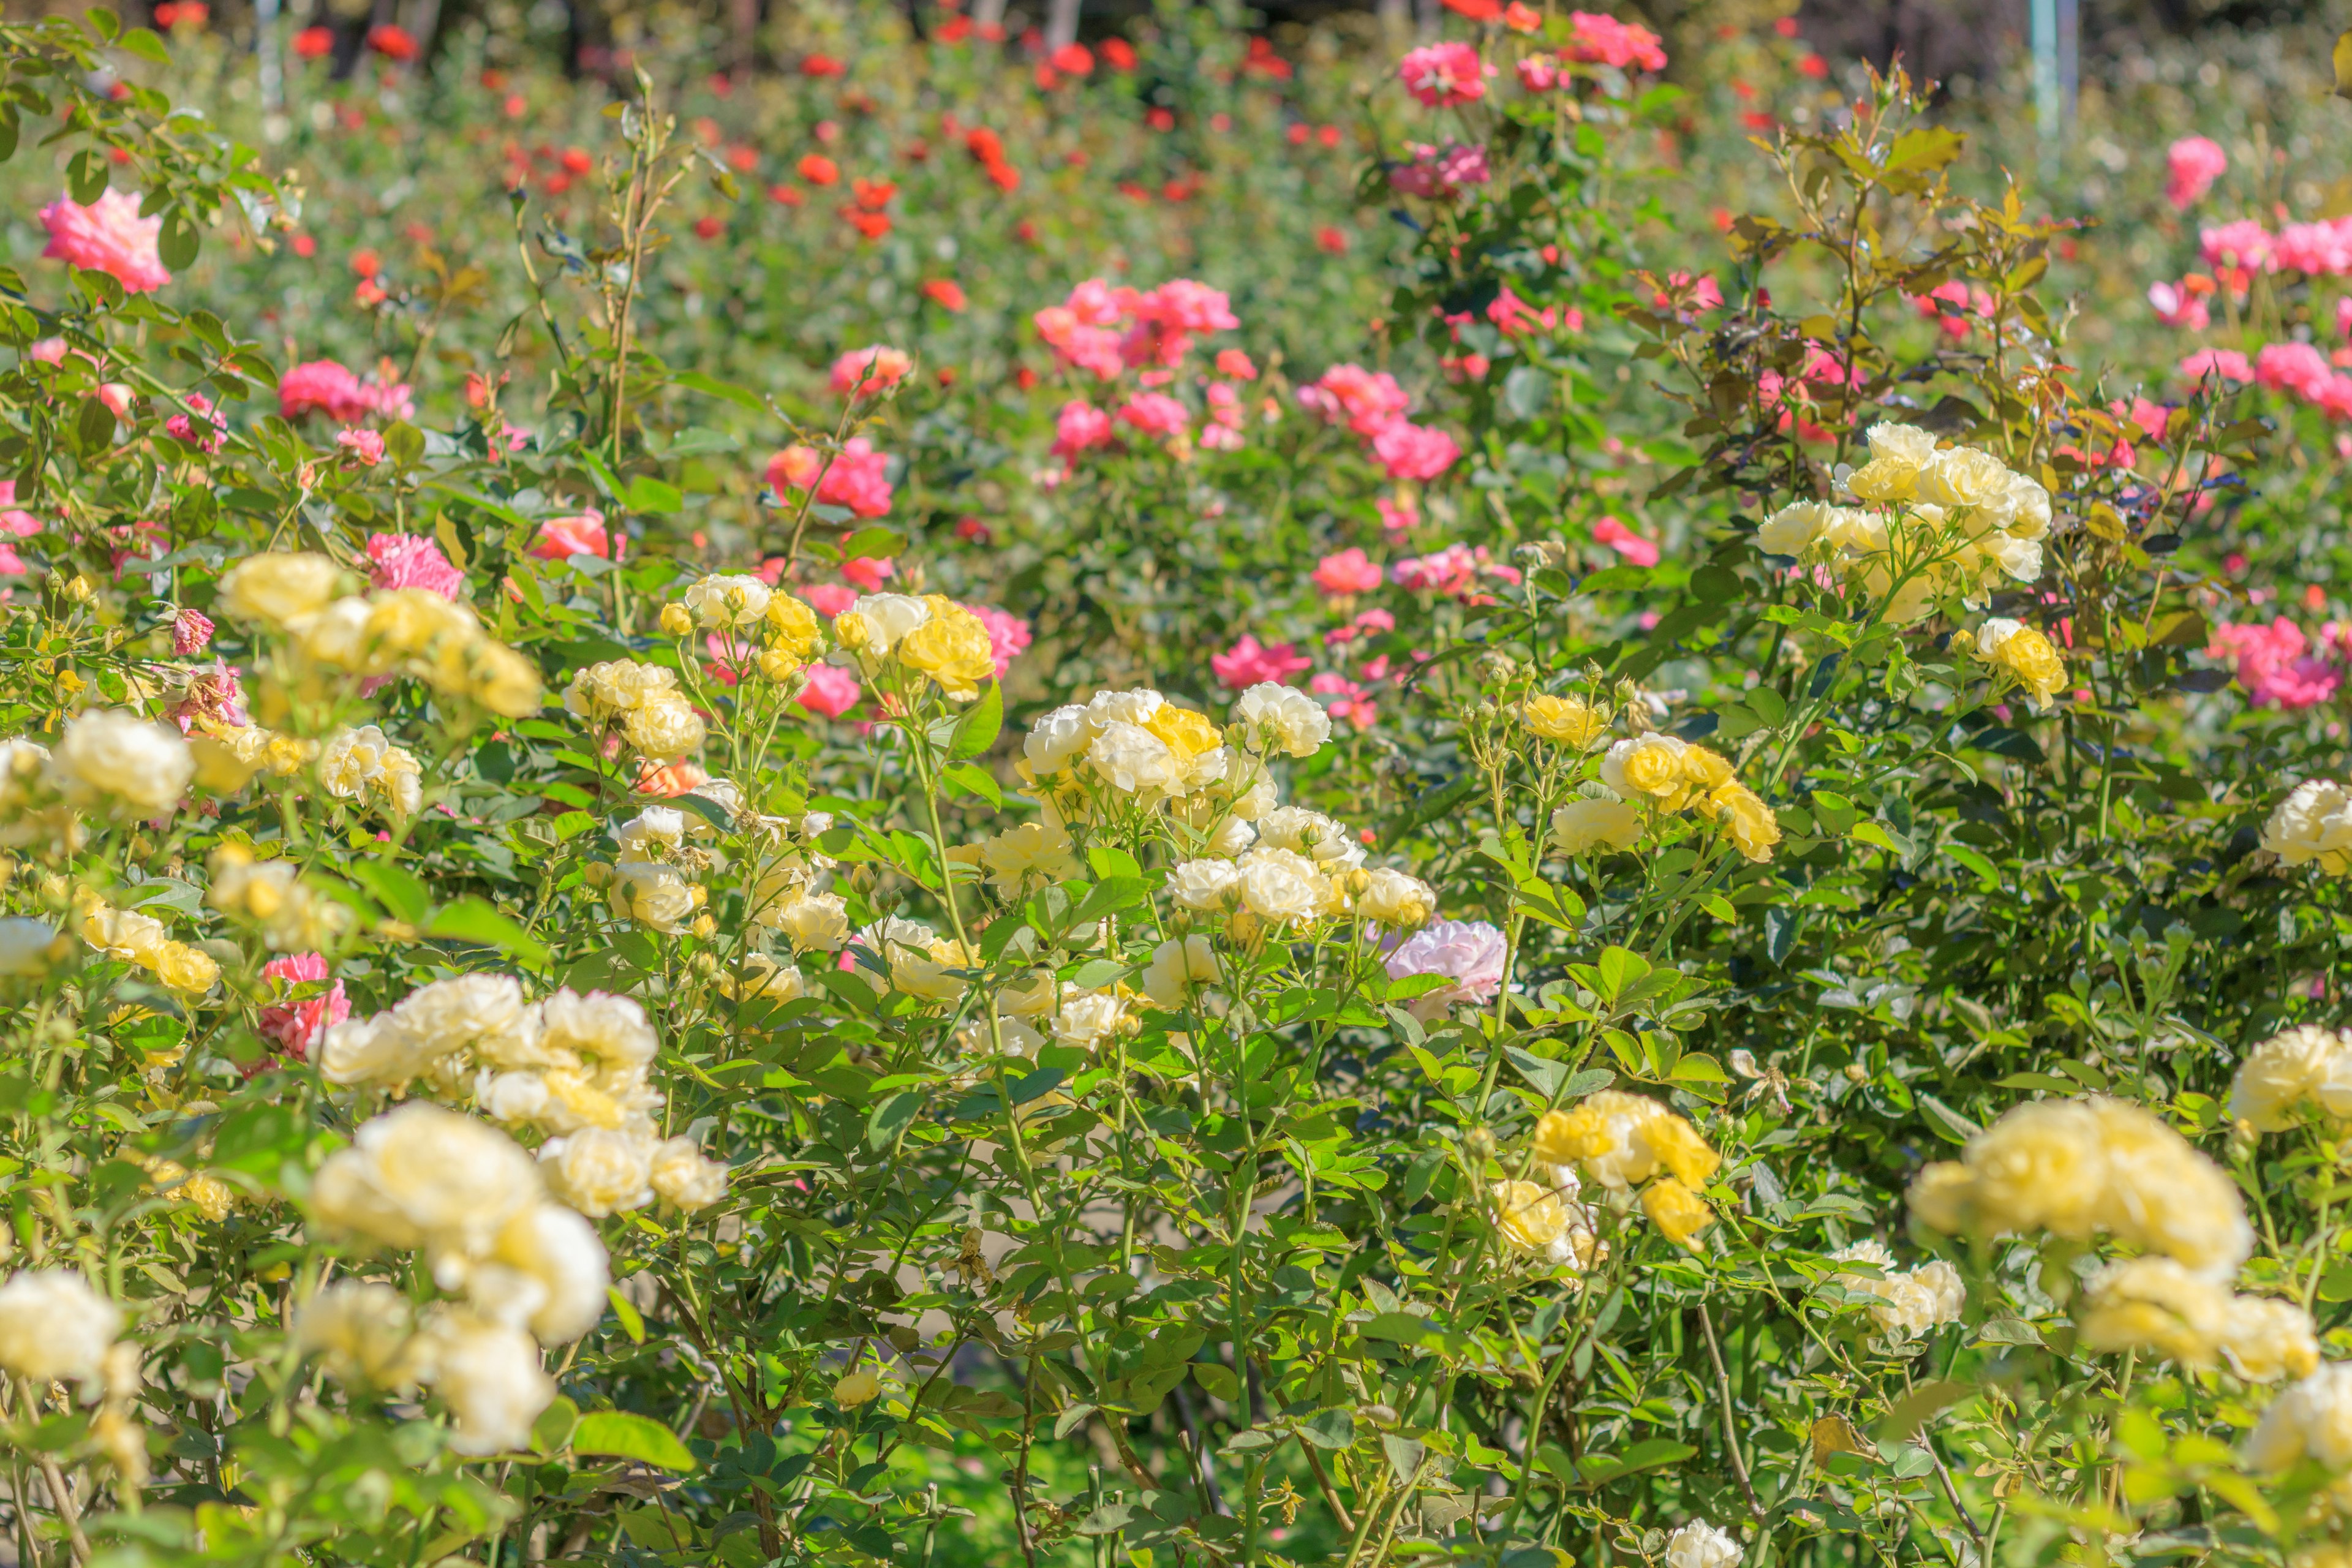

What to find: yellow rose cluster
left=1825, top=1241, right=1965, bottom=1338
left=565, top=658, right=706, bottom=763
left=317, top=975, right=727, bottom=1219
left=663, top=575, right=826, bottom=686
left=1964, top=618, right=2068, bottom=712
left=1532, top=1090, right=1721, bottom=1246
left=1559, top=733, right=1779, bottom=863
left=217, top=551, right=543, bottom=718
left=205, top=843, right=353, bottom=952
left=318, top=723, right=425, bottom=819
left=1757, top=422, right=2051, bottom=622
left=835, top=592, right=995, bottom=702
left=2260, top=779, right=2352, bottom=874
left=1907, top=1096, right=2251, bottom=1276
left=2227, top=1023, right=2352, bottom=1131
left=76, top=894, right=219, bottom=998
left=2075, top=1256, right=2315, bottom=1382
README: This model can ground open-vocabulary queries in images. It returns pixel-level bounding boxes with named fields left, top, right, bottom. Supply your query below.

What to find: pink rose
left=173, top=606, right=215, bottom=655
left=830, top=345, right=912, bottom=398
left=797, top=663, right=862, bottom=717
left=1313, top=548, right=1385, bottom=597
left=40, top=189, right=171, bottom=293
left=841, top=556, right=895, bottom=591
left=1384, top=919, right=1507, bottom=1019
left=1399, top=41, right=1491, bottom=108
left=1593, top=516, right=1660, bottom=567
left=1371, top=420, right=1460, bottom=481
left=970, top=605, right=1031, bottom=677
left=534, top=509, right=615, bottom=560
left=366, top=532, right=463, bottom=599
left=1117, top=392, right=1190, bottom=438
left=804, top=582, right=859, bottom=617
left=2165, top=136, right=2227, bottom=210
left=255, top=952, right=349, bottom=1064
left=1210, top=634, right=1311, bottom=689
left=338, top=428, right=388, bottom=466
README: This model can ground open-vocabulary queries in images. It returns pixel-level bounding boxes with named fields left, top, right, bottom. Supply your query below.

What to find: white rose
left=1664, top=1521, right=1744, bottom=1568
left=294, top=596, right=377, bottom=670
left=80, top=905, right=168, bottom=967
left=1087, top=721, right=1181, bottom=796
left=0, top=1269, right=122, bottom=1385
left=1205, top=816, right=1257, bottom=858
left=486, top=1200, right=609, bottom=1344
left=2000, top=470, right=2052, bottom=540
left=312, top=1103, right=544, bottom=1260
left=1258, top=806, right=1364, bottom=869
left=1551, top=796, right=1645, bottom=855
left=47, top=709, right=192, bottom=818
left=1142, top=935, right=1222, bottom=1009
left=409, top=1308, right=556, bottom=1456
left=2262, top=780, right=2352, bottom=872
left=1169, top=858, right=1242, bottom=910
left=318, top=1014, right=427, bottom=1088
left=539, top=989, right=658, bottom=1070
left=608, top=859, right=696, bottom=933
left=475, top=1069, right=554, bottom=1124
left=317, top=725, right=394, bottom=799
left=774, top=889, right=851, bottom=951
left=1864, top=422, right=1939, bottom=470
left=1234, top=683, right=1330, bottom=758
left=1051, top=987, right=1126, bottom=1050
left=1023, top=703, right=1095, bottom=775
left=851, top=593, right=932, bottom=654
left=1084, top=688, right=1164, bottom=727
left=616, top=807, right=687, bottom=859
left=538, top=1127, right=655, bottom=1218
left=394, top=974, right=537, bottom=1066
left=622, top=690, right=706, bottom=761
left=682, top=573, right=773, bottom=628
left=1913, top=445, right=2011, bottom=509
left=1756, top=501, right=1833, bottom=556
left=1237, top=846, right=1322, bottom=924
left=1599, top=733, right=1689, bottom=804
left=650, top=1137, right=728, bottom=1211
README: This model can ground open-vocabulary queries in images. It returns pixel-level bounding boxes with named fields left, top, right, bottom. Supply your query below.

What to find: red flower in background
left=293, top=25, right=332, bottom=56
left=1102, top=37, right=1137, bottom=70
left=802, top=53, right=845, bottom=77
left=367, top=23, right=418, bottom=60
left=1050, top=42, right=1093, bottom=74
left=798, top=154, right=839, bottom=186
left=922, top=278, right=968, bottom=312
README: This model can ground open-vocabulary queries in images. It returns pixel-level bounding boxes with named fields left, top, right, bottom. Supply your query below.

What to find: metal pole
left=2057, top=0, right=2079, bottom=130
left=255, top=0, right=281, bottom=117
left=2030, top=0, right=2059, bottom=166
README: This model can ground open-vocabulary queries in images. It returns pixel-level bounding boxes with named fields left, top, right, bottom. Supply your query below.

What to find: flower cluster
left=318, top=978, right=726, bottom=1219
left=1033, top=277, right=1239, bottom=380
left=2228, top=1023, right=2352, bottom=1129
left=2261, top=779, right=2352, bottom=873
left=77, top=895, right=220, bottom=997
left=1563, top=733, right=1781, bottom=864
left=834, top=593, right=997, bottom=702
left=1757, top=422, right=2052, bottom=621
left=1532, top=1090, right=1721, bottom=1246
left=1298, top=364, right=1459, bottom=481
left=565, top=658, right=707, bottom=762
left=1825, top=1242, right=1966, bottom=1338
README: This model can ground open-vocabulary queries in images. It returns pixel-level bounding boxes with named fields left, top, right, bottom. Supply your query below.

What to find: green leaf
left=157, top=206, right=199, bottom=271
left=948, top=682, right=1003, bottom=760
left=1301, top=1408, right=1356, bottom=1450
left=347, top=861, right=431, bottom=925
left=674, top=371, right=769, bottom=413
left=116, top=25, right=170, bottom=64
left=1007, top=1067, right=1065, bottom=1106
left=572, top=1411, right=698, bottom=1471
left=1918, top=1093, right=1983, bottom=1145
left=621, top=475, right=682, bottom=514
left=1382, top=1433, right=1425, bottom=1485
left=67, top=149, right=108, bottom=206
left=1053, top=1403, right=1096, bottom=1439
left=940, top=761, right=1001, bottom=809
left=605, top=1287, right=643, bottom=1344
left=1192, top=1362, right=1237, bottom=1401
left=424, top=897, right=547, bottom=967
left=841, top=527, right=905, bottom=560
left=531, top=1396, right=580, bottom=1455
left=866, top=1090, right=925, bottom=1151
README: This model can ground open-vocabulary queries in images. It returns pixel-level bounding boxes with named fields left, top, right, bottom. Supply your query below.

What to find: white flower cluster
left=1826, top=1241, right=1965, bottom=1338
left=2076, top=1255, right=2316, bottom=1382
left=1022, top=684, right=1327, bottom=827
left=0, top=1268, right=124, bottom=1388
left=1664, top=1520, right=1744, bottom=1568
left=0, top=712, right=194, bottom=846
left=318, top=977, right=725, bottom=1217
left=297, top=1280, right=557, bottom=1457
left=1757, top=423, right=2051, bottom=621
left=2261, top=779, right=2352, bottom=874
left=2244, top=1360, right=2352, bottom=1488
left=565, top=658, right=707, bottom=762
left=2228, top=1023, right=2352, bottom=1131
left=318, top=724, right=424, bottom=818
left=957, top=967, right=1135, bottom=1058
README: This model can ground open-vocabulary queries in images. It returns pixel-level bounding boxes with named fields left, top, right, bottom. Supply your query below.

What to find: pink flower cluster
left=2166, top=137, right=2227, bottom=209
left=1398, top=42, right=1491, bottom=108
left=2209, top=616, right=2345, bottom=709
left=1392, top=543, right=1521, bottom=601
left=165, top=392, right=224, bottom=454
left=1211, top=635, right=1311, bottom=688
left=40, top=189, right=172, bottom=293
left=767, top=437, right=895, bottom=518
left=971, top=605, right=1031, bottom=678
left=366, top=532, right=465, bottom=600
left=1909, top=281, right=1993, bottom=340
left=533, top=510, right=618, bottom=560
left=1054, top=399, right=1115, bottom=459
left=1593, top=516, right=1660, bottom=567
left=2179, top=340, right=2352, bottom=418
left=2199, top=219, right=2279, bottom=272
left=1313, top=655, right=1390, bottom=729
left=1299, top=365, right=1461, bottom=481
left=1389, top=142, right=1490, bottom=200
left=1313, top=548, right=1384, bottom=597
left=2147, top=279, right=2210, bottom=331
left=279, top=358, right=417, bottom=423
left=256, top=952, right=350, bottom=1064
left=1033, top=277, right=1238, bottom=380
left=1564, top=12, right=1667, bottom=71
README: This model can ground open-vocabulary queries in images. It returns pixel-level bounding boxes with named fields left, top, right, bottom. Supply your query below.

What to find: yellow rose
left=1975, top=619, right=2067, bottom=712
left=155, top=942, right=219, bottom=997
left=834, top=1368, right=881, bottom=1406
left=765, top=592, right=821, bottom=660
left=1521, top=693, right=1605, bottom=748
left=757, top=648, right=802, bottom=684
left=1640, top=1177, right=1713, bottom=1246
left=1844, top=458, right=1919, bottom=503
left=1142, top=703, right=1223, bottom=761
left=189, top=734, right=265, bottom=794
left=658, top=602, right=693, bottom=637
left=1681, top=746, right=1735, bottom=790
left=466, top=641, right=544, bottom=719
left=1531, top=1104, right=1607, bottom=1169
left=1602, top=734, right=1692, bottom=810
left=1705, top=781, right=1781, bottom=863
left=218, top=552, right=341, bottom=627
left=1644, top=1114, right=1721, bottom=1187
left=1491, top=1180, right=1569, bottom=1254
left=364, top=589, right=476, bottom=662
left=833, top=611, right=871, bottom=652
left=895, top=600, right=996, bottom=701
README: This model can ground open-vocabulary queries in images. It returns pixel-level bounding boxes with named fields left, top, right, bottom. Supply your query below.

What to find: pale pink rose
left=173, top=607, right=215, bottom=655
left=40, top=189, right=172, bottom=293
left=1383, top=919, right=1507, bottom=1019
left=0, top=543, right=23, bottom=577
left=2147, top=281, right=2210, bottom=331
left=28, top=339, right=66, bottom=364
left=804, top=582, right=859, bottom=617
left=1117, top=393, right=1190, bottom=438
left=534, top=510, right=616, bottom=560
left=337, top=428, right=387, bottom=466
left=2165, top=136, right=2227, bottom=209
left=830, top=345, right=912, bottom=398
left=366, top=532, right=463, bottom=599
left=797, top=663, right=862, bottom=717
left=1313, top=548, right=1384, bottom=597
left=255, top=952, right=349, bottom=1063
left=970, top=605, right=1031, bottom=677
left=1210, top=634, right=1311, bottom=689
left=96, top=383, right=133, bottom=418
left=2210, top=617, right=2343, bottom=709
left=1593, top=516, right=1660, bottom=567
left=2179, top=348, right=2254, bottom=384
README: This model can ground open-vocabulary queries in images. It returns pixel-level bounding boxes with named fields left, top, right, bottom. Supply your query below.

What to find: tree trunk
left=1044, top=0, right=1077, bottom=50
